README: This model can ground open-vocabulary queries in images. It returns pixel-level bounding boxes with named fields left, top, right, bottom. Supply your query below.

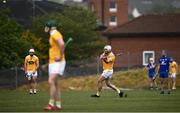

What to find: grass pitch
left=0, top=89, right=180, bottom=112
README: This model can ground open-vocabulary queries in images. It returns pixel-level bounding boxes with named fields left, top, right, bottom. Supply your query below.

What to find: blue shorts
left=159, top=72, right=168, bottom=78
left=148, top=74, right=155, bottom=79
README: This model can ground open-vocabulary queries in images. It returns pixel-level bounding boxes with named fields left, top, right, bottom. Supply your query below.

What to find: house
left=86, top=0, right=180, bottom=30
left=103, top=14, right=180, bottom=68
left=88, top=0, right=128, bottom=29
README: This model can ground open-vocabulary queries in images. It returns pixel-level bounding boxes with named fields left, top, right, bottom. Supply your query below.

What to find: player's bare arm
left=36, top=60, right=39, bottom=70
left=34, top=58, right=39, bottom=74
left=24, top=58, right=27, bottom=74
left=100, top=53, right=109, bottom=63
left=176, top=63, right=178, bottom=73
left=100, top=53, right=106, bottom=60
left=153, top=64, right=159, bottom=80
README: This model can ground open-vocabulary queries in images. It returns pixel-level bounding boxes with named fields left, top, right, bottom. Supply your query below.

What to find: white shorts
left=101, top=70, right=113, bottom=79
left=27, top=71, right=38, bottom=77
left=26, top=71, right=38, bottom=80
left=170, top=73, right=176, bottom=79
left=49, top=61, right=66, bottom=76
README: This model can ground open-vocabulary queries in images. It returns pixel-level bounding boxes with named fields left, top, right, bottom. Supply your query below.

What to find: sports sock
left=34, top=89, right=37, bottom=93
left=30, top=89, right=33, bottom=93
left=56, top=101, right=61, bottom=108
left=48, top=99, right=55, bottom=106
left=96, top=91, right=100, bottom=96
left=117, top=89, right=120, bottom=94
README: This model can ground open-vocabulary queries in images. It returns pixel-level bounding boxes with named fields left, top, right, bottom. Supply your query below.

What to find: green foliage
left=31, top=6, right=105, bottom=63
left=0, top=9, right=31, bottom=68
left=21, top=30, right=47, bottom=63
left=0, top=7, right=104, bottom=68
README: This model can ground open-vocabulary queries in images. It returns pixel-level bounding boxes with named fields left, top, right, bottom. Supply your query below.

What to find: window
left=109, top=1, right=117, bottom=12
left=109, top=16, right=117, bottom=26
left=142, top=51, right=155, bottom=66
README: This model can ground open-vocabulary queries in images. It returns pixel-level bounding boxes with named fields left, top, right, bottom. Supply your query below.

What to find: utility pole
left=15, top=65, right=18, bottom=89
left=32, top=0, right=35, bottom=19
left=101, top=0, right=104, bottom=26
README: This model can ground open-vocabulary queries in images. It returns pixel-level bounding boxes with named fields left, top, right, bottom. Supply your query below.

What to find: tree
left=21, top=30, right=47, bottom=64
left=31, top=6, right=105, bottom=64
left=0, top=9, right=31, bottom=68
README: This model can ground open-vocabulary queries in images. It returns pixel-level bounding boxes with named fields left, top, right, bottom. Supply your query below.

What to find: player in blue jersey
left=145, top=58, right=157, bottom=90
left=157, top=50, right=171, bottom=94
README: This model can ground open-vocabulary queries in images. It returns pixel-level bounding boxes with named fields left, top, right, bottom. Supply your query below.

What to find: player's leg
left=97, top=76, right=106, bottom=96
left=159, top=73, right=166, bottom=94
left=91, top=75, right=106, bottom=97
left=173, top=78, right=176, bottom=90
left=149, top=78, right=153, bottom=90
left=54, top=76, right=62, bottom=110
left=32, top=76, right=37, bottom=94
left=172, top=73, right=176, bottom=90
left=32, top=72, right=38, bottom=94
left=153, top=79, right=158, bottom=90
left=54, top=61, right=65, bottom=109
left=105, top=79, right=120, bottom=93
left=164, top=72, right=171, bottom=94
left=44, top=74, right=57, bottom=111
left=169, top=74, right=173, bottom=89
left=105, top=79, right=124, bottom=97
left=165, top=77, right=171, bottom=94
left=44, top=62, right=60, bottom=110
left=27, top=72, right=33, bottom=94
left=160, top=78, right=165, bottom=94
left=49, top=74, right=57, bottom=106
left=28, top=79, right=33, bottom=94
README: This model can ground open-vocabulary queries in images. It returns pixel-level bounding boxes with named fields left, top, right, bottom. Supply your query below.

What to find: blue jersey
left=159, top=56, right=170, bottom=73
left=147, top=63, right=156, bottom=77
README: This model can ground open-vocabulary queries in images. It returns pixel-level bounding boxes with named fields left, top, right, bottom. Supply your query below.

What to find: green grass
left=0, top=89, right=180, bottom=112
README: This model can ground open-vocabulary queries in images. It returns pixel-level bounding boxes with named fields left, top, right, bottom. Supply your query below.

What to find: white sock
left=117, top=89, right=120, bottom=94
left=30, top=89, right=33, bottom=93
left=56, top=101, right=61, bottom=108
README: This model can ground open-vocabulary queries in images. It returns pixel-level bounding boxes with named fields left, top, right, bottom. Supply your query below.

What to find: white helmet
left=149, top=58, right=153, bottom=61
left=29, top=49, right=35, bottom=53
left=104, top=45, right=112, bottom=52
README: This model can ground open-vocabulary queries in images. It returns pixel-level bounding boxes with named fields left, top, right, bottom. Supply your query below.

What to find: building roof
left=104, top=14, right=180, bottom=37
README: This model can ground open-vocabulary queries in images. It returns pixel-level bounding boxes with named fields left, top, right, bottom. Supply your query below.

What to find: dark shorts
left=159, top=72, right=168, bottom=78
left=148, top=74, right=155, bottom=79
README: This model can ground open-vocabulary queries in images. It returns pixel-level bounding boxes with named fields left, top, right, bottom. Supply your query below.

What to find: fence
left=0, top=50, right=179, bottom=89
left=0, top=67, right=23, bottom=89
left=0, top=56, right=127, bottom=89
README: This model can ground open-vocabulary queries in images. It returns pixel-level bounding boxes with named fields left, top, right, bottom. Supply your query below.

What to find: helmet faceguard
left=29, top=49, right=35, bottom=56
left=104, top=45, right=112, bottom=54
left=149, top=58, right=154, bottom=63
